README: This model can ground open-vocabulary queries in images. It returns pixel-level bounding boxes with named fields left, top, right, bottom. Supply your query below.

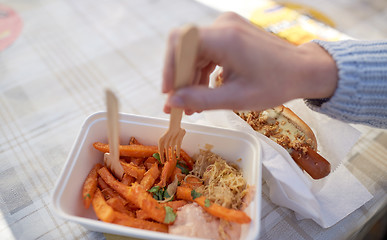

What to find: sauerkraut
left=191, top=148, right=248, bottom=211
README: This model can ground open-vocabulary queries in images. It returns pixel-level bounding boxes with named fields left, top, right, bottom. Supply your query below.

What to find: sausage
left=290, top=146, right=331, bottom=179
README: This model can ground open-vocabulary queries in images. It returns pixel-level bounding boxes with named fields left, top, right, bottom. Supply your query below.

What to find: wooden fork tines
left=158, top=25, right=199, bottom=163
left=158, top=108, right=186, bottom=163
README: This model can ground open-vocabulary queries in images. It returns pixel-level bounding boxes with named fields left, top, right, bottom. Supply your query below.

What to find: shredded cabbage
left=191, top=148, right=248, bottom=210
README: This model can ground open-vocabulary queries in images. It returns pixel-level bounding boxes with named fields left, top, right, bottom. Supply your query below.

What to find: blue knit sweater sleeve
left=305, top=40, right=387, bottom=128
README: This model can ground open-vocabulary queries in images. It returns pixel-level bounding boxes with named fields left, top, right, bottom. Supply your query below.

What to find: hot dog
left=237, top=106, right=330, bottom=179
left=215, top=72, right=331, bottom=179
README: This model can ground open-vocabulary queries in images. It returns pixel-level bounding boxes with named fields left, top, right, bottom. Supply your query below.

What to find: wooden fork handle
left=106, top=89, right=124, bottom=179
left=169, top=25, right=199, bottom=130
left=174, top=25, right=199, bottom=89
left=106, top=89, right=120, bottom=162
left=169, top=108, right=183, bottom=130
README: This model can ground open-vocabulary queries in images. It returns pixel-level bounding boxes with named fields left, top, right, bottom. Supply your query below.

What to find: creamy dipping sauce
left=169, top=203, right=241, bottom=240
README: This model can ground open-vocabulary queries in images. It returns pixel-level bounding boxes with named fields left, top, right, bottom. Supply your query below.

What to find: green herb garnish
left=83, top=193, right=91, bottom=200
left=176, top=162, right=190, bottom=174
left=164, top=206, right=176, bottom=224
left=157, top=188, right=164, bottom=200
left=163, top=189, right=171, bottom=199
left=191, top=189, right=202, bottom=200
left=149, top=186, right=173, bottom=201
left=148, top=186, right=160, bottom=193
left=204, top=198, right=211, bottom=207
left=153, top=153, right=161, bottom=163
left=149, top=186, right=162, bottom=200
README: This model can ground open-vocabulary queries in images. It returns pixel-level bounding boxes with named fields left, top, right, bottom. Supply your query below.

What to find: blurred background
left=274, top=0, right=387, bottom=39
left=197, top=0, right=387, bottom=39
left=0, top=0, right=385, bottom=239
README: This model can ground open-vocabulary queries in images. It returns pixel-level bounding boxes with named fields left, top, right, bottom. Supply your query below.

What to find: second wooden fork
left=158, top=25, right=199, bottom=163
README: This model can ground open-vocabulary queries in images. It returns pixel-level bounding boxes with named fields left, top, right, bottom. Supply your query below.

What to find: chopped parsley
left=148, top=186, right=160, bottom=193
left=164, top=206, right=176, bottom=224
left=204, top=198, right=211, bottom=207
left=191, top=189, right=202, bottom=200
left=176, top=161, right=190, bottom=174
left=152, top=153, right=161, bottom=163
left=148, top=186, right=173, bottom=201
left=149, top=186, right=163, bottom=200
left=163, top=189, right=171, bottom=199
left=83, top=193, right=91, bottom=200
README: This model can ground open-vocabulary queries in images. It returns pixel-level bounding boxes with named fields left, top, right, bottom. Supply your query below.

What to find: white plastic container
left=52, top=112, right=262, bottom=240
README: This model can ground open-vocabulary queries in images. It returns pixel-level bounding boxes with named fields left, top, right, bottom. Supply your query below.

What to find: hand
left=162, top=12, right=338, bottom=114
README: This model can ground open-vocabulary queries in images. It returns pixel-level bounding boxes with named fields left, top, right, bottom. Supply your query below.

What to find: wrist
left=295, top=42, right=338, bottom=99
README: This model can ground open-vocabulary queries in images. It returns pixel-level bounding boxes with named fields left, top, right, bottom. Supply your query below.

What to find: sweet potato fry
left=169, top=167, right=185, bottom=183
left=180, top=175, right=203, bottom=189
left=195, top=196, right=251, bottom=224
left=98, top=167, right=133, bottom=200
left=180, top=149, right=194, bottom=170
left=121, top=173, right=135, bottom=186
left=120, top=160, right=146, bottom=181
left=92, top=188, right=115, bottom=222
left=93, top=142, right=158, bottom=158
left=176, top=186, right=251, bottom=224
left=125, top=201, right=139, bottom=211
left=97, top=176, right=110, bottom=190
left=113, top=212, right=168, bottom=233
left=161, top=200, right=188, bottom=211
left=176, top=186, right=194, bottom=200
left=120, top=156, right=144, bottom=165
left=82, top=163, right=103, bottom=208
left=129, top=137, right=141, bottom=145
left=157, top=152, right=177, bottom=187
left=140, top=162, right=160, bottom=191
left=129, top=182, right=168, bottom=224
left=144, top=156, right=157, bottom=170
left=130, top=157, right=144, bottom=166
left=98, top=167, right=168, bottom=224
left=136, top=209, right=150, bottom=220
left=135, top=200, right=187, bottom=219
left=101, top=187, right=128, bottom=206
left=106, top=197, right=135, bottom=217
left=101, top=187, right=115, bottom=200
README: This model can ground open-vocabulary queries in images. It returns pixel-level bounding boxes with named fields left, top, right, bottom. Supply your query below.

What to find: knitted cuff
left=305, top=39, right=387, bottom=128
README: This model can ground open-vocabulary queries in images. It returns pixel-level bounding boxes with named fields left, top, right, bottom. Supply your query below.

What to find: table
left=0, top=0, right=386, bottom=239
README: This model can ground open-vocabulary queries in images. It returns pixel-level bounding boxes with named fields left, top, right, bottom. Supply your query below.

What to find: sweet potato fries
left=82, top=137, right=251, bottom=234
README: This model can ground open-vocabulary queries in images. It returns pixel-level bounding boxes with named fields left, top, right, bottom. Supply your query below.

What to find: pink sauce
left=169, top=203, right=241, bottom=240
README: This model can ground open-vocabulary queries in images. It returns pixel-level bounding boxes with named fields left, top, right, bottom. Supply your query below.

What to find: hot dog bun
left=215, top=71, right=330, bottom=179
left=237, top=106, right=330, bottom=179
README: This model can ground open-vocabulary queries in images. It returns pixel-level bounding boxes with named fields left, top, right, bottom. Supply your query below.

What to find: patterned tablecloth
left=0, top=0, right=385, bottom=239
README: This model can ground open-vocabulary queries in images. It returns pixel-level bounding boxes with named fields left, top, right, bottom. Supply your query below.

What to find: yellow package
left=250, top=1, right=348, bottom=45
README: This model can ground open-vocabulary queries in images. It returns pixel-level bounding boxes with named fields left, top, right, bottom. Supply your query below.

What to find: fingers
left=165, top=82, right=252, bottom=112
left=163, top=97, right=200, bottom=115
left=161, top=12, right=285, bottom=113
left=162, top=27, right=214, bottom=94
left=162, top=24, right=222, bottom=94
left=197, top=13, right=253, bottom=61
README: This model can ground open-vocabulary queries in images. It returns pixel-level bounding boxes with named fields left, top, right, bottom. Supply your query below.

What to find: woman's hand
left=162, top=12, right=338, bottom=114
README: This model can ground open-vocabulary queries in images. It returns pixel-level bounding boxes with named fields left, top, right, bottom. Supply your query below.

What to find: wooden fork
left=158, top=25, right=199, bottom=163
left=104, top=89, right=124, bottom=180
